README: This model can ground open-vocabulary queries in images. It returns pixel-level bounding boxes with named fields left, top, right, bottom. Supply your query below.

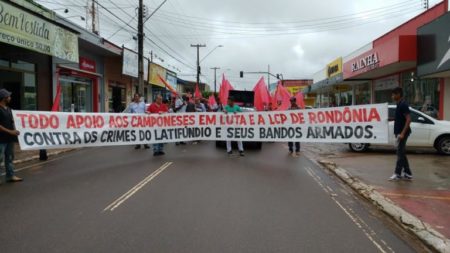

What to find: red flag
left=208, top=95, right=217, bottom=108
left=51, top=83, right=62, bottom=112
left=157, top=74, right=178, bottom=96
left=275, top=82, right=291, bottom=111
left=253, top=77, right=270, bottom=111
left=295, top=92, right=305, bottom=109
left=194, top=83, right=202, bottom=98
left=219, top=75, right=234, bottom=105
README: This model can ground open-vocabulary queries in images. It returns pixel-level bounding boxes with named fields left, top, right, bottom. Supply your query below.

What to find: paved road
left=0, top=142, right=426, bottom=252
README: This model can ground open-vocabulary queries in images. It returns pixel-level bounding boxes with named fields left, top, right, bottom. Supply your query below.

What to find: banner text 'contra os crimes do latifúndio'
left=12, top=104, right=389, bottom=150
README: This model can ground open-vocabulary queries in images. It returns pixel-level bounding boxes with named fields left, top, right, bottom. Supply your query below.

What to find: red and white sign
left=12, top=104, right=389, bottom=150
left=79, top=57, right=96, bottom=72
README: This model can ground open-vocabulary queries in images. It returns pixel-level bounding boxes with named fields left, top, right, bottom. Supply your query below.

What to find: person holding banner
left=288, top=97, right=301, bottom=157
left=0, top=89, right=22, bottom=183
left=129, top=93, right=150, bottom=150
left=147, top=95, right=169, bottom=156
left=224, top=97, right=244, bottom=157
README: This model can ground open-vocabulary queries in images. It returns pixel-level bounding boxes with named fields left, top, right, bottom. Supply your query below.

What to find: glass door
left=60, top=76, right=93, bottom=112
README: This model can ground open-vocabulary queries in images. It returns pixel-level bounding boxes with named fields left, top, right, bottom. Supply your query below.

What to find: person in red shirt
left=147, top=95, right=168, bottom=156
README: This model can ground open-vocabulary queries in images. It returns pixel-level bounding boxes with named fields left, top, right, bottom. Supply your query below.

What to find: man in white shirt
left=129, top=93, right=150, bottom=149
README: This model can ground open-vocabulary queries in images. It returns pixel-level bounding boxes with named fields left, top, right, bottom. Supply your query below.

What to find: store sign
left=79, top=57, right=96, bottom=72
left=122, top=48, right=148, bottom=80
left=417, top=12, right=450, bottom=76
left=0, top=1, right=78, bottom=62
left=351, top=53, right=380, bottom=72
left=326, top=57, right=343, bottom=78
left=149, top=63, right=167, bottom=87
left=166, top=71, right=177, bottom=90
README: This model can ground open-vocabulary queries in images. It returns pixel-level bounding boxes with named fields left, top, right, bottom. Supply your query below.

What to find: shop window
left=374, top=75, right=399, bottom=104
left=402, top=72, right=440, bottom=119
left=0, top=59, right=9, bottom=68
left=355, top=82, right=371, bottom=105
left=23, top=73, right=37, bottom=110
left=0, top=60, right=37, bottom=110
left=11, top=60, right=35, bottom=72
left=60, top=76, right=93, bottom=112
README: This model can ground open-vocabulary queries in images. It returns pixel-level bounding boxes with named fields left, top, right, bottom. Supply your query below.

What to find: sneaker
left=134, top=145, right=141, bottom=150
left=227, top=151, right=233, bottom=156
left=388, top=174, right=402, bottom=181
left=239, top=151, right=245, bottom=157
left=296, top=152, right=301, bottom=156
left=180, top=142, right=187, bottom=145
left=403, top=174, right=413, bottom=181
left=289, top=150, right=293, bottom=155
left=153, top=152, right=161, bottom=156
left=7, top=176, right=23, bottom=183
left=159, top=151, right=165, bottom=156
left=144, top=145, right=150, bottom=149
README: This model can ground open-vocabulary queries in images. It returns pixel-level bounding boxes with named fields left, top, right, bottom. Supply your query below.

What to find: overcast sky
left=37, top=0, right=442, bottom=89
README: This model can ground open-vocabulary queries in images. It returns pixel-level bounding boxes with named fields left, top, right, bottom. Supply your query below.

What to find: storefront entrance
left=0, top=60, right=37, bottom=110
left=59, top=76, right=93, bottom=112
left=108, top=83, right=126, bottom=113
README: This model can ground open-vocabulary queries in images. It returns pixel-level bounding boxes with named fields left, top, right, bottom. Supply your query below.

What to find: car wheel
left=348, top=143, right=369, bottom=152
left=437, top=137, right=450, bottom=155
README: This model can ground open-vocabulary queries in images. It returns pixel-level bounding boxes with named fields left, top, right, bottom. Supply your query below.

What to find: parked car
left=349, top=105, right=450, bottom=155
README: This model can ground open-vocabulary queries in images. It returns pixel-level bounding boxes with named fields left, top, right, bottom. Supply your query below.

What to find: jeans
left=153, top=143, right=164, bottom=153
left=394, top=135, right=412, bottom=176
left=288, top=142, right=301, bottom=152
left=0, top=142, right=15, bottom=179
left=226, top=141, right=243, bottom=153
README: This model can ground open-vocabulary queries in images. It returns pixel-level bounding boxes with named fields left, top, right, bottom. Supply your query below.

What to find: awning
left=58, top=65, right=103, bottom=78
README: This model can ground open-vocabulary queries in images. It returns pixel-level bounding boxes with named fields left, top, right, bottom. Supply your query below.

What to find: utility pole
left=191, top=44, right=206, bottom=86
left=138, top=0, right=144, bottom=95
left=211, top=67, right=220, bottom=93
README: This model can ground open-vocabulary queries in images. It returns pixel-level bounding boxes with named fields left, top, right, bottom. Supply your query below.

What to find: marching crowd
left=127, top=92, right=302, bottom=158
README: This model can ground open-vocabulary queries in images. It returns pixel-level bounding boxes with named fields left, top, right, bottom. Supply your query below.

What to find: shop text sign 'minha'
left=0, top=1, right=79, bottom=62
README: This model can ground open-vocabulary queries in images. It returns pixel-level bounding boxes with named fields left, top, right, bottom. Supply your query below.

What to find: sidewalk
left=304, top=143, right=450, bottom=251
left=12, top=143, right=75, bottom=164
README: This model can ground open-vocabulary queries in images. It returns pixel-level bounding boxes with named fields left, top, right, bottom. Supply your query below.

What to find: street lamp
left=200, top=45, right=224, bottom=63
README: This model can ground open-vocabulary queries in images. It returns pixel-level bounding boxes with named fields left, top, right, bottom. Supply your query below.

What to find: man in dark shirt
left=389, top=87, right=412, bottom=181
left=0, top=89, right=22, bottom=183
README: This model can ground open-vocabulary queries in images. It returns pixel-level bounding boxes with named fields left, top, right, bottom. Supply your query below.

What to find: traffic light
left=240, top=71, right=244, bottom=78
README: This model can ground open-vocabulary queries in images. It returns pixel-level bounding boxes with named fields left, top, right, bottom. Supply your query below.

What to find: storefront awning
left=58, top=65, right=103, bottom=78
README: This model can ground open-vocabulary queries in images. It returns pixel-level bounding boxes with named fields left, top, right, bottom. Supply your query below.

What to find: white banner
left=12, top=104, right=389, bottom=150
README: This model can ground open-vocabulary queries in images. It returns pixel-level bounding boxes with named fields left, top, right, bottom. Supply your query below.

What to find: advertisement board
left=149, top=63, right=167, bottom=87
left=122, top=48, right=148, bottom=80
left=0, top=1, right=79, bottom=62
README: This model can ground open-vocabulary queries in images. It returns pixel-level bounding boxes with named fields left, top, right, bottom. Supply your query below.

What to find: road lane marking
left=103, top=162, right=172, bottom=212
left=305, top=167, right=390, bottom=253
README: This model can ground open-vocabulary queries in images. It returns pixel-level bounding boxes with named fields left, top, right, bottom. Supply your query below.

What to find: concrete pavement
left=304, top=143, right=450, bottom=252
left=0, top=142, right=424, bottom=252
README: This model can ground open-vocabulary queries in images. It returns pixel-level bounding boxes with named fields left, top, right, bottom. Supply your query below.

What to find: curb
left=318, top=160, right=450, bottom=253
left=13, top=149, right=76, bottom=165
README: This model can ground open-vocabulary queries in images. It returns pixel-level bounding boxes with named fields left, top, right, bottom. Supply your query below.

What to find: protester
left=224, top=97, right=244, bottom=156
left=174, top=95, right=187, bottom=145
left=185, top=97, right=197, bottom=113
left=389, top=87, right=413, bottom=181
left=129, top=93, right=150, bottom=150
left=147, top=95, right=169, bottom=156
left=0, top=89, right=22, bottom=183
left=288, top=97, right=301, bottom=157
left=214, top=97, right=223, bottom=112
left=195, top=98, right=206, bottom=112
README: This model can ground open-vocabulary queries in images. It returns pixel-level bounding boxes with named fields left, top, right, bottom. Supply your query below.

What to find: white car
left=349, top=105, right=450, bottom=155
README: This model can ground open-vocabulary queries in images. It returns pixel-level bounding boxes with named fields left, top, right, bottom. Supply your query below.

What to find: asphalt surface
left=0, top=142, right=425, bottom=252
